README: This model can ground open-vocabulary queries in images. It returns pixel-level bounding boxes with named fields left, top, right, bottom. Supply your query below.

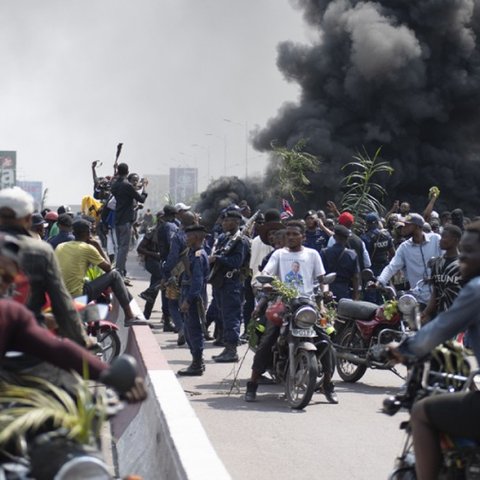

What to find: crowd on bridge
left=0, top=157, right=479, bottom=480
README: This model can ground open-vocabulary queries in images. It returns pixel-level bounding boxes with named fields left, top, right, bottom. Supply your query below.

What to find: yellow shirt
left=55, top=241, right=104, bottom=297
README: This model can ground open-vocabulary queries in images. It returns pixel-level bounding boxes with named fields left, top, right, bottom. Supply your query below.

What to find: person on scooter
left=0, top=234, right=146, bottom=403
left=245, top=220, right=338, bottom=404
left=389, top=220, right=480, bottom=480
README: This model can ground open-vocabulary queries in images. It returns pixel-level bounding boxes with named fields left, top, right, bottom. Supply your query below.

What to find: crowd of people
left=0, top=163, right=479, bottom=480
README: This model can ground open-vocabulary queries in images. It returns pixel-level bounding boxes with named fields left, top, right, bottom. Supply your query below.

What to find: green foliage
left=0, top=372, right=107, bottom=446
left=271, top=277, right=299, bottom=301
left=340, top=147, right=394, bottom=218
left=271, top=139, right=321, bottom=201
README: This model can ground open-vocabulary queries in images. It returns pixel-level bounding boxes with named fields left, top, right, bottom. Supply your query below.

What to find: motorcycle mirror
left=100, top=355, right=138, bottom=393
left=256, top=275, right=275, bottom=285
left=322, top=272, right=337, bottom=285
left=361, top=269, right=375, bottom=282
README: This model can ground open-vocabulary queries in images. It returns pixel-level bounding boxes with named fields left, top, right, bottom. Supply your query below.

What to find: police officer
left=361, top=212, right=395, bottom=276
left=209, top=210, right=250, bottom=363
left=321, top=225, right=360, bottom=301
left=163, top=211, right=197, bottom=345
left=178, top=225, right=209, bottom=376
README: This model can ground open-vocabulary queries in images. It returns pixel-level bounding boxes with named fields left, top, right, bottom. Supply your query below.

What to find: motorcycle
left=334, top=270, right=418, bottom=383
left=376, top=343, right=480, bottom=479
left=0, top=355, right=140, bottom=480
left=254, top=273, right=336, bottom=409
left=44, top=297, right=121, bottom=363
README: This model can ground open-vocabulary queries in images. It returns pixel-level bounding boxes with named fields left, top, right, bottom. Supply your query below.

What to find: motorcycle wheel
left=285, top=350, right=318, bottom=410
left=97, top=329, right=121, bottom=363
left=336, top=326, right=367, bottom=383
left=388, top=465, right=416, bottom=480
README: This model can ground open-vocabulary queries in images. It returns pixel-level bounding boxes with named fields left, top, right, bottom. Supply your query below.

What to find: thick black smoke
left=253, top=0, right=480, bottom=215
left=195, top=176, right=270, bottom=227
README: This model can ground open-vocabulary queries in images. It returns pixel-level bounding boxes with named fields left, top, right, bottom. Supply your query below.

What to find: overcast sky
left=0, top=0, right=309, bottom=205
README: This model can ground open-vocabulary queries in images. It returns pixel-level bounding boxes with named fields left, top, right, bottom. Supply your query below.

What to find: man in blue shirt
left=48, top=214, right=75, bottom=250
left=303, top=210, right=331, bottom=254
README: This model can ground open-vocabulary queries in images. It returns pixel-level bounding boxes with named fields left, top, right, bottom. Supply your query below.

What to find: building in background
left=0, top=151, right=16, bottom=189
left=169, top=167, right=197, bottom=204
left=16, top=181, right=43, bottom=210
left=142, top=174, right=169, bottom=213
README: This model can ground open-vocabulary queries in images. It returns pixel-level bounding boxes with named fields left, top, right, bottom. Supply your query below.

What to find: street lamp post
left=191, top=143, right=211, bottom=187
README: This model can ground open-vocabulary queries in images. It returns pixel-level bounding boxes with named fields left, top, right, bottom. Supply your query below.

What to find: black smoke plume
left=253, top=0, right=480, bottom=215
left=195, top=176, right=269, bottom=227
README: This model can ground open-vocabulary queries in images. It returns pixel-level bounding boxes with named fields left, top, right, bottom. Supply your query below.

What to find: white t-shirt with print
left=263, top=246, right=326, bottom=296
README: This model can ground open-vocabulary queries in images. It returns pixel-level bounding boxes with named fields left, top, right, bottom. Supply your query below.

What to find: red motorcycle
left=333, top=274, right=417, bottom=383
left=44, top=296, right=121, bottom=363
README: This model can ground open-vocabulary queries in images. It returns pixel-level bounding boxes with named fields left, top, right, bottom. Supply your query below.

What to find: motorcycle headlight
left=294, top=306, right=318, bottom=328
left=398, top=294, right=417, bottom=314
left=55, top=456, right=112, bottom=480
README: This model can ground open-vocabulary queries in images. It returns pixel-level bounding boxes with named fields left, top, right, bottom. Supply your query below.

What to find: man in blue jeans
left=110, top=163, right=147, bottom=278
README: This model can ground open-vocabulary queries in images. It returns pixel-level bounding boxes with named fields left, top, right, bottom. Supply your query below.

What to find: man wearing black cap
left=178, top=224, right=209, bottom=375
left=48, top=213, right=74, bottom=249
left=209, top=210, right=250, bottom=362
left=56, top=220, right=146, bottom=326
left=139, top=204, right=179, bottom=330
left=111, top=162, right=148, bottom=278
left=321, top=224, right=360, bottom=301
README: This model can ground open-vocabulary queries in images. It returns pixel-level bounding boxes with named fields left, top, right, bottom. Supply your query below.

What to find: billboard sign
left=169, top=168, right=198, bottom=204
left=16, top=181, right=43, bottom=209
left=0, top=151, right=16, bottom=189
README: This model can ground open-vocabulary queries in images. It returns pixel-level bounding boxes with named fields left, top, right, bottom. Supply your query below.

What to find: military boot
left=178, top=356, right=205, bottom=376
left=212, top=344, right=239, bottom=363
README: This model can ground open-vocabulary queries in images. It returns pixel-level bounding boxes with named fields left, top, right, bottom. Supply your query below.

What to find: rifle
left=207, top=210, right=260, bottom=284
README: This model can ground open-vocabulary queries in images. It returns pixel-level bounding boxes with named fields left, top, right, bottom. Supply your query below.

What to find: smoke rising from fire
left=252, top=0, right=480, bottom=214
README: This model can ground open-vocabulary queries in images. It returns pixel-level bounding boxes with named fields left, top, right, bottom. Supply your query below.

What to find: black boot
left=244, top=381, right=258, bottom=402
left=178, top=356, right=205, bottom=376
left=212, top=344, right=239, bottom=363
left=163, top=316, right=176, bottom=333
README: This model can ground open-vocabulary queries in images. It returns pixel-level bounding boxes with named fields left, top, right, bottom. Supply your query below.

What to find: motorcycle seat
left=337, top=299, right=378, bottom=321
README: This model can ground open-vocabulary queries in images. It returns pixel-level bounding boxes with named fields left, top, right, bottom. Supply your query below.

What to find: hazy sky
left=1, top=0, right=309, bottom=205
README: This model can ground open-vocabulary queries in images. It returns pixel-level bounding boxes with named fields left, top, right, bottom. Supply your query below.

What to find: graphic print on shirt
left=284, top=261, right=304, bottom=290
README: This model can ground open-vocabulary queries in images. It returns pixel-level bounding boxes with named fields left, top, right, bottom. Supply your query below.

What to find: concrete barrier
left=110, top=325, right=231, bottom=480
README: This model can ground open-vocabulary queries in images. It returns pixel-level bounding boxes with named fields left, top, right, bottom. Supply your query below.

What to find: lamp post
left=223, top=118, right=248, bottom=178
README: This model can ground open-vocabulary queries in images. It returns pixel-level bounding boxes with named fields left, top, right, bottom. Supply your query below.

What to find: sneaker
left=124, top=316, right=149, bottom=327
left=323, top=384, right=339, bottom=404
left=123, top=277, right=133, bottom=287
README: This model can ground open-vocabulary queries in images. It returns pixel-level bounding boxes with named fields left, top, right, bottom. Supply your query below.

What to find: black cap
left=304, top=210, right=316, bottom=219
left=334, top=224, right=351, bottom=238
left=223, top=210, right=242, bottom=220
left=184, top=224, right=207, bottom=234
left=163, top=205, right=177, bottom=216
left=31, top=213, right=47, bottom=227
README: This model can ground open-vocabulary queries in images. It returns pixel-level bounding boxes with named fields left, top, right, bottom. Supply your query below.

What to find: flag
left=280, top=199, right=294, bottom=220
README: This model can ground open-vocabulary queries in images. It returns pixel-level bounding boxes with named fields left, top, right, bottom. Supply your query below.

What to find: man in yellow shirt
left=56, top=220, right=146, bottom=326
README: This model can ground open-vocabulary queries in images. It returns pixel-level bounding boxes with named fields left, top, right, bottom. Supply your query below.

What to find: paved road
left=127, top=257, right=408, bottom=480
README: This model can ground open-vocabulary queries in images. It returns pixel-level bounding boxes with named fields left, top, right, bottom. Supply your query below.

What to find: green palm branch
left=0, top=371, right=107, bottom=446
left=340, top=147, right=394, bottom=219
left=271, top=139, right=321, bottom=201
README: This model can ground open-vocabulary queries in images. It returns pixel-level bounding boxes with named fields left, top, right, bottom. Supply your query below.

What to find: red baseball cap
left=338, top=212, right=354, bottom=227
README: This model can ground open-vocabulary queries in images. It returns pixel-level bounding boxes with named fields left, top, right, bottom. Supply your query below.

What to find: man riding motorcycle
left=245, top=220, right=338, bottom=404
left=388, top=219, right=480, bottom=480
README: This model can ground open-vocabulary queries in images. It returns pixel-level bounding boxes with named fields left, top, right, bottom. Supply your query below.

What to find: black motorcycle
left=254, top=273, right=336, bottom=409
left=377, top=343, right=480, bottom=480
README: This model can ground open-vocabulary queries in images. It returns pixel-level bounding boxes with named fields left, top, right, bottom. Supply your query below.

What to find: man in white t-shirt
left=244, top=220, right=338, bottom=404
